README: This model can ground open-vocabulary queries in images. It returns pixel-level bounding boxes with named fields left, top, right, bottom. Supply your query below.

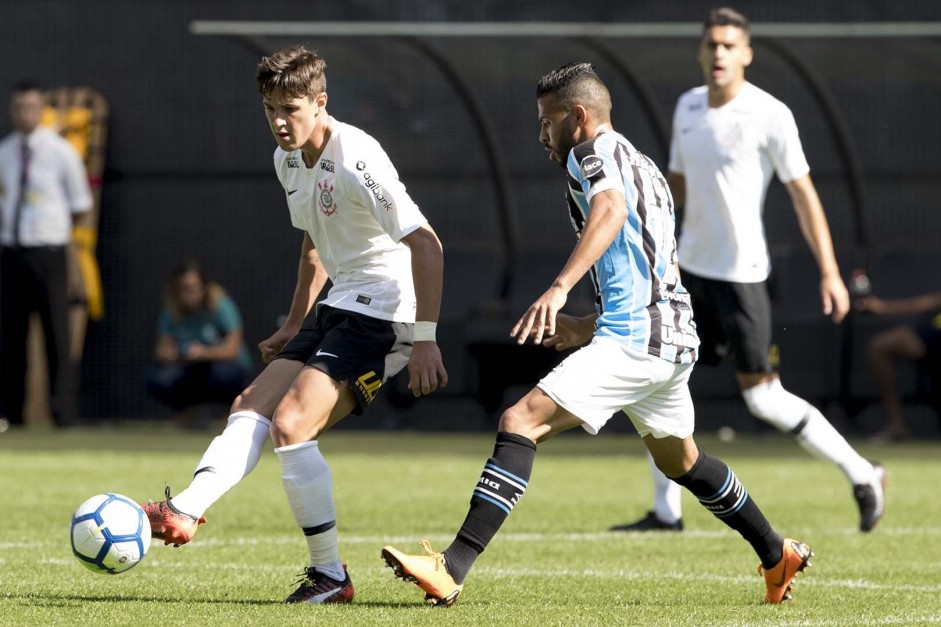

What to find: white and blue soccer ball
left=70, top=493, right=151, bottom=574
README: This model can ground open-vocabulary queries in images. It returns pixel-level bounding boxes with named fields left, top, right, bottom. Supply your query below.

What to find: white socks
left=648, top=452, right=683, bottom=523
left=276, top=440, right=344, bottom=580
left=171, top=411, right=271, bottom=518
left=742, top=379, right=873, bottom=485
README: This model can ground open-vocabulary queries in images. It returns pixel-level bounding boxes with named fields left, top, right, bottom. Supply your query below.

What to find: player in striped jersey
left=382, top=62, right=811, bottom=607
left=612, top=6, right=886, bottom=536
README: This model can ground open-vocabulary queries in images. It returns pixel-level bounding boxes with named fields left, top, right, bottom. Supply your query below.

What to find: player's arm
left=784, top=173, right=850, bottom=323
left=513, top=188, right=627, bottom=345
left=154, top=333, right=180, bottom=363
left=258, top=232, right=327, bottom=363
left=542, top=312, right=599, bottom=351
left=401, top=224, right=448, bottom=397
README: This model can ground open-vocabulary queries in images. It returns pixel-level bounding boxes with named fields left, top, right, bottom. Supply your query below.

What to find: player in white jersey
left=611, top=7, right=886, bottom=535
left=141, top=46, right=448, bottom=604
left=382, top=63, right=811, bottom=607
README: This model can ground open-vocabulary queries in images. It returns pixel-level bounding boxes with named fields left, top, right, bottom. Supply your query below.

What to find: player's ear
left=742, top=44, right=754, bottom=68
left=314, top=91, right=328, bottom=109
left=573, top=104, right=589, bottom=126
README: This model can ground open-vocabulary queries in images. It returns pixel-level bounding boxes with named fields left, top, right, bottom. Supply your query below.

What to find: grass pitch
left=1, top=426, right=939, bottom=626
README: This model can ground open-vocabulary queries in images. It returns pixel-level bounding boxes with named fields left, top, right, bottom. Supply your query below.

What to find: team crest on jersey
left=318, top=179, right=337, bottom=216
left=579, top=155, right=604, bottom=178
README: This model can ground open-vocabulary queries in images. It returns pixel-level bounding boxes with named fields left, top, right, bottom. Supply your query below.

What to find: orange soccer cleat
left=759, top=538, right=814, bottom=604
left=381, top=540, right=464, bottom=607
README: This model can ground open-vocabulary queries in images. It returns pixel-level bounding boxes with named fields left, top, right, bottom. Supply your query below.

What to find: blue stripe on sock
left=484, top=463, right=528, bottom=487
left=473, top=490, right=512, bottom=514
left=702, top=468, right=732, bottom=502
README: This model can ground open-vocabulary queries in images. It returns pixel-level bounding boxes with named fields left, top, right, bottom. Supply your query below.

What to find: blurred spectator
left=858, top=292, right=941, bottom=441
left=146, top=260, right=252, bottom=428
left=0, top=80, right=92, bottom=429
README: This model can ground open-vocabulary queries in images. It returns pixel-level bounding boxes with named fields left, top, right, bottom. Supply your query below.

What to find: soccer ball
left=70, top=493, right=151, bottom=574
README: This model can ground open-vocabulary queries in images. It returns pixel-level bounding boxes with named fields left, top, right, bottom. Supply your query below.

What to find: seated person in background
left=146, top=260, right=253, bottom=428
left=857, top=291, right=941, bottom=441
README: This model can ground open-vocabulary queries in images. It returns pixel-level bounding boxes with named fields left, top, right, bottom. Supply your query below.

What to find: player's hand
left=512, top=285, right=568, bottom=345
left=407, top=341, right=448, bottom=397
left=183, top=343, right=207, bottom=361
left=542, top=313, right=594, bottom=351
left=855, top=294, right=887, bottom=314
left=821, top=274, right=850, bottom=323
left=258, top=326, right=298, bottom=364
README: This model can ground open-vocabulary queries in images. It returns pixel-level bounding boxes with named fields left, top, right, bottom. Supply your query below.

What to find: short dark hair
left=536, top=62, right=611, bottom=116
left=256, top=45, right=327, bottom=99
left=12, top=79, right=43, bottom=95
left=703, top=7, right=750, bottom=34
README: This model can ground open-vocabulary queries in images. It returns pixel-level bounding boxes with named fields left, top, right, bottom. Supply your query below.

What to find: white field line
left=5, top=525, right=941, bottom=551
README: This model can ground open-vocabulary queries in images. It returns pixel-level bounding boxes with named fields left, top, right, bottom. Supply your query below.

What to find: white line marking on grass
left=6, top=526, right=940, bottom=552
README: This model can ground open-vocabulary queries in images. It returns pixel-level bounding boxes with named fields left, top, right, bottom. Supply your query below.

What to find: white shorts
left=537, top=335, right=695, bottom=438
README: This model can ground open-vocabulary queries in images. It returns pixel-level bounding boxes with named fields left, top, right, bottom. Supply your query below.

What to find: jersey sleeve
left=343, top=141, right=427, bottom=242
left=569, top=137, right=625, bottom=204
left=274, top=149, right=306, bottom=231
left=58, top=138, right=93, bottom=214
left=667, top=98, right=685, bottom=174
left=767, top=104, right=810, bottom=183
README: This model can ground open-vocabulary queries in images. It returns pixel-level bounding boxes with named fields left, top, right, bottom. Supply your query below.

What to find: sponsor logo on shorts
left=315, top=349, right=338, bottom=358
left=354, top=370, right=382, bottom=404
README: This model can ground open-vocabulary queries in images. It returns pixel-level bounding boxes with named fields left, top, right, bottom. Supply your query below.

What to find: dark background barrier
left=2, top=1, right=940, bottom=435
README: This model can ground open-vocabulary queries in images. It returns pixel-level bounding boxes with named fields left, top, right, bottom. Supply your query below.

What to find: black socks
left=443, top=432, right=537, bottom=584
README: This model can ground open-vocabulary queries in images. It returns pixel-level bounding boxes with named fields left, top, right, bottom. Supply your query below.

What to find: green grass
left=1, top=426, right=940, bottom=626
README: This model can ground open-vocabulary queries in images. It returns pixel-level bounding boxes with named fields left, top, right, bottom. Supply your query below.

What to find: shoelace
left=290, top=567, right=318, bottom=589
left=418, top=539, right=447, bottom=571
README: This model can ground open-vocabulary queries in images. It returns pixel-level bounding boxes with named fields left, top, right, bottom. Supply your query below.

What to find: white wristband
left=413, top=321, right=437, bottom=342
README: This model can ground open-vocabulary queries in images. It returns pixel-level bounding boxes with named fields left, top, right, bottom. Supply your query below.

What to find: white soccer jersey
left=274, top=121, right=427, bottom=321
left=669, top=82, right=810, bottom=283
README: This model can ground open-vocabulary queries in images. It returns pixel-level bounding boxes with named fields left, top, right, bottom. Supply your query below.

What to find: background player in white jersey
left=611, top=7, right=886, bottom=535
left=381, top=62, right=811, bottom=607
left=142, top=46, right=448, bottom=604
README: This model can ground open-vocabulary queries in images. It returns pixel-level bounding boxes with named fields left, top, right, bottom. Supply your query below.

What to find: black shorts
left=681, top=268, right=775, bottom=374
left=275, top=304, right=413, bottom=414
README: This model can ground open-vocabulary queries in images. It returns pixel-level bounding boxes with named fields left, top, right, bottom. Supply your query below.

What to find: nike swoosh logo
left=315, top=349, right=338, bottom=358
left=288, top=189, right=298, bottom=195
left=302, top=587, right=342, bottom=604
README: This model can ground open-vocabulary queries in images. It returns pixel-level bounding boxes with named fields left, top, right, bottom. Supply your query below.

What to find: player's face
left=9, top=89, right=44, bottom=134
left=262, top=91, right=324, bottom=151
left=537, top=95, right=578, bottom=167
left=698, top=25, right=753, bottom=91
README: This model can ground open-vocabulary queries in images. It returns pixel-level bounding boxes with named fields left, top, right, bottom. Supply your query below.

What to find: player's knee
left=497, top=405, right=544, bottom=443
left=741, top=379, right=806, bottom=431
left=270, top=403, right=309, bottom=446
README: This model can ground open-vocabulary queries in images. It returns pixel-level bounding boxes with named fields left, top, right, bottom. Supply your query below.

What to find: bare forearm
left=406, top=227, right=444, bottom=323
left=881, top=294, right=941, bottom=315
left=788, top=177, right=840, bottom=278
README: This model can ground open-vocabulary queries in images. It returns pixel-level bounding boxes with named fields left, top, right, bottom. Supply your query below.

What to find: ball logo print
left=70, top=493, right=151, bottom=574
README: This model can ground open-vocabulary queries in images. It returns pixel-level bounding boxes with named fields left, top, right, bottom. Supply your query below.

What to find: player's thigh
left=232, top=358, right=306, bottom=417
left=718, top=280, right=774, bottom=374
left=272, top=365, right=357, bottom=444
left=499, top=387, right=584, bottom=444
left=623, top=361, right=696, bottom=442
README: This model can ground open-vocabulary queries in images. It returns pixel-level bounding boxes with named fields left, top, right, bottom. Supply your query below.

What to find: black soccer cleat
left=854, top=461, right=887, bottom=532
left=285, top=565, right=354, bottom=604
left=609, top=511, right=684, bottom=532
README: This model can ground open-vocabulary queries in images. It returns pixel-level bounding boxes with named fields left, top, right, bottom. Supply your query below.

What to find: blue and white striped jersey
left=566, top=131, right=699, bottom=364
